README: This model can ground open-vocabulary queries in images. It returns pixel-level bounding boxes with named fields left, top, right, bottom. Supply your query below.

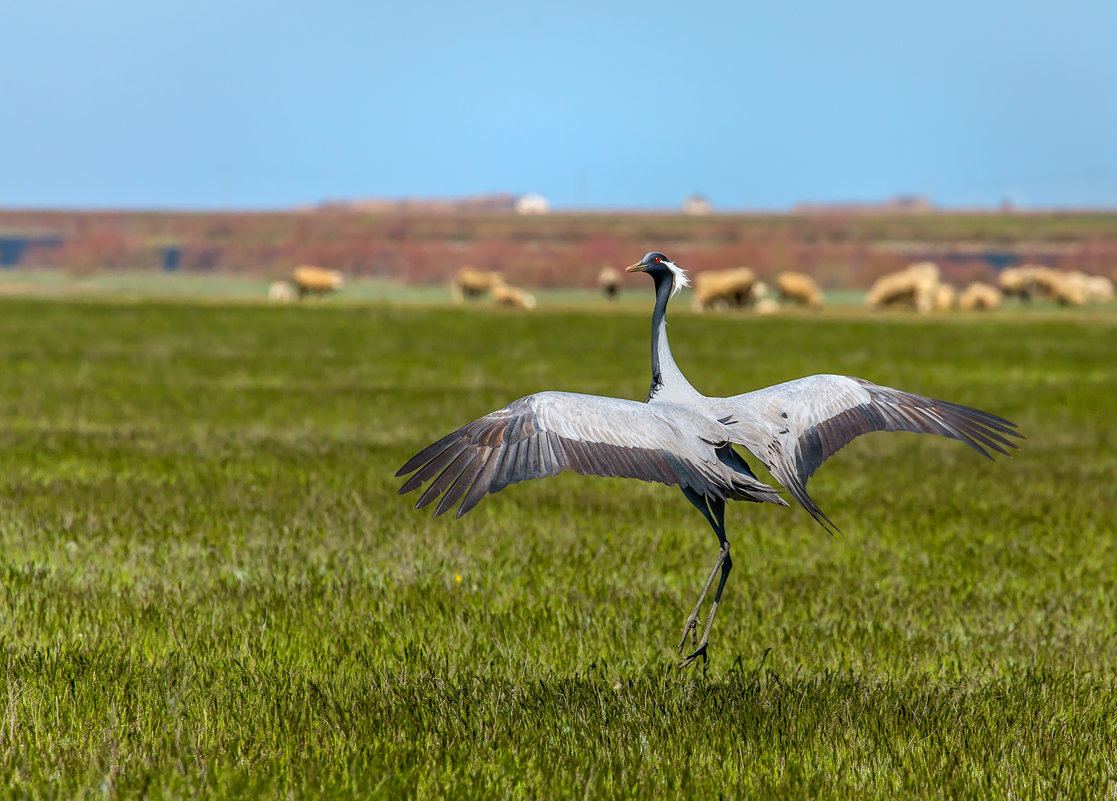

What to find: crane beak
left=625, top=262, right=647, bottom=273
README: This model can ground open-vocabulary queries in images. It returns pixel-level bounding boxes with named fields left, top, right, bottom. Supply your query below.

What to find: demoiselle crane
left=397, top=252, right=1021, bottom=666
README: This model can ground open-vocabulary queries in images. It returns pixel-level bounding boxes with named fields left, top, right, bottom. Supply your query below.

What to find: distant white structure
left=682, top=194, right=712, bottom=215
left=515, top=193, right=550, bottom=215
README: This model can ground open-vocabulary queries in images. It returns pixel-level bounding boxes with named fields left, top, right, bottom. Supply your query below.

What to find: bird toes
left=679, top=642, right=709, bottom=669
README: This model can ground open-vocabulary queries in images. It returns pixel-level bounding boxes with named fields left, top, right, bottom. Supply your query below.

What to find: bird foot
left=679, top=641, right=708, bottom=669
left=676, top=615, right=699, bottom=653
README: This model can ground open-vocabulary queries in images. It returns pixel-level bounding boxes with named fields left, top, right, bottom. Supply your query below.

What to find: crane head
left=626, top=252, right=691, bottom=297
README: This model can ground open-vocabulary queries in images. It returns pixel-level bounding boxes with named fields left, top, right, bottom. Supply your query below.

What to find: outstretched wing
left=396, top=391, right=784, bottom=519
left=713, top=374, right=1022, bottom=532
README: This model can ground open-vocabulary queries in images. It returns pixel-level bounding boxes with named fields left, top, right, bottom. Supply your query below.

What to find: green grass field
left=0, top=295, right=1115, bottom=798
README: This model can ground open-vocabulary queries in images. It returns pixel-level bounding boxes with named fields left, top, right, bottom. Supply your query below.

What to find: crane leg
left=676, top=541, right=727, bottom=652
left=680, top=544, right=732, bottom=668
left=677, top=490, right=731, bottom=666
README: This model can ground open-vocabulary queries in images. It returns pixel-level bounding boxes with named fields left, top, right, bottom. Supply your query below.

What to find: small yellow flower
left=454, top=574, right=462, bottom=583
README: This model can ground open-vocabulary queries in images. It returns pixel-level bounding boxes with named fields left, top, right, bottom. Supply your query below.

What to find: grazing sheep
left=1051, top=270, right=1115, bottom=305
left=998, top=264, right=1049, bottom=302
left=1035, top=269, right=1088, bottom=306
left=292, top=265, right=343, bottom=298
left=452, top=267, right=503, bottom=303
left=1041, top=270, right=1111, bottom=306
left=1025, top=265, right=1069, bottom=302
left=958, top=282, right=1002, bottom=311
left=996, top=264, right=1114, bottom=306
left=866, top=262, right=941, bottom=313
left=491, top=278, right=537, bottom=310
left=776, top=271, right=823, bottom=309
left=268, top=280, right=296, bottom=303
left=691, top=267, right=759, bottom=312
left=598, top=266, right=621, bottom=301
left=1001, top=265, right=1073, bottom=305
left=932, top=283, right=957, bottom=311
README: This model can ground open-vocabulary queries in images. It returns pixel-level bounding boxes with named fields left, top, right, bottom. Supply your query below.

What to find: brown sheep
left=692, top=267, right=759, bottom=312
left=292, top=265, right=343, bottom=298
left=776, top=271, right=823, bottom=309
left=866, top=262, right=941, bottom=312
left=957, top=282, right=1002, bottom=310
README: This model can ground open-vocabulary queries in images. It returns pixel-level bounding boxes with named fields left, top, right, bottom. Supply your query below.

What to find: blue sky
left=4, top=0, right=1117, bottom=210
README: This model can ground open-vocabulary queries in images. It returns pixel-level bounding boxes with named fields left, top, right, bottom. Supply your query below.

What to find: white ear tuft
left=664, top=261, right=690, bottom=297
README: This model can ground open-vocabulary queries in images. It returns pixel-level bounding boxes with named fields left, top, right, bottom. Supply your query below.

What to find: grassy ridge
left=5, top=207, right=1117, bottom=286
left=0, top=297, right=1114, bottom=798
